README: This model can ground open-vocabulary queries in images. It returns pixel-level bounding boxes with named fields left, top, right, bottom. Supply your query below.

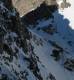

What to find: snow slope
left=22, top=1, right=74, bottom=80
left=0, top=0, right=74, bottom=80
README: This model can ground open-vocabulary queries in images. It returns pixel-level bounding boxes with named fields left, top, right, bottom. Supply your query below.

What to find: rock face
left=60, top=0, right=71, bottom=9
left=12, top=0, right=44, bottom=16
left=0, top=0, right=30, bottom=52
left=12, top=0, right=57, bottom=16
left=1, top=0, right=13, bottom=9
left=0, top=0, right=31, bottom=79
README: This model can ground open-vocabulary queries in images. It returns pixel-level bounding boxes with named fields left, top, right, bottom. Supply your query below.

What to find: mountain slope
left=0, top=0, right=74, bottom=80
left=0, top=1, right=57, bottom=80
left=22, top=1, right=74, bottom=80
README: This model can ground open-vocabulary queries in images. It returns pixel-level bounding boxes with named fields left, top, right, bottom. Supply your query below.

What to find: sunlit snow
left=58, top=0, right=74, bottom=29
